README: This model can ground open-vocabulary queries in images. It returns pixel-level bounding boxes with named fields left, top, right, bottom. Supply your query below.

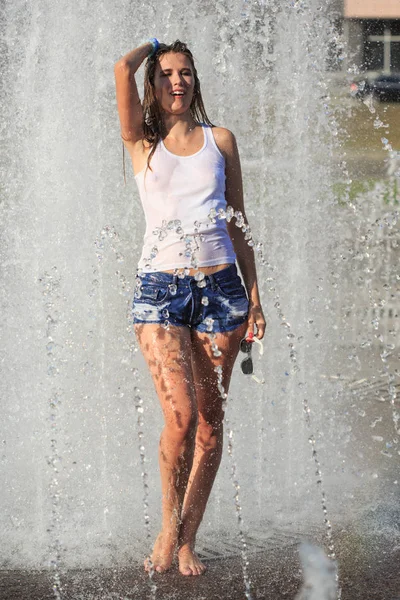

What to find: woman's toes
left=178, top=548, right=206, bottom=576
left=180, top=564, right=193, bottom=576
left=144, top=530, right=177, bottom=574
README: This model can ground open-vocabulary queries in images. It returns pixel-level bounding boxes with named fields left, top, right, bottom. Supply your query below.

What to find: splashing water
left=39, top=269, right=64, bottom=599
left=134, top=374, right=157, bottom=599
left=295, top=542, right=338, bottom=600
left=1, top=4, right=399, bottom=600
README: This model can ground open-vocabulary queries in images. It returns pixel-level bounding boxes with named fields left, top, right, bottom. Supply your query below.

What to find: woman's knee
left=196, top=414, right=223, bottom=450
left=163, top=409, right=198, bottom=444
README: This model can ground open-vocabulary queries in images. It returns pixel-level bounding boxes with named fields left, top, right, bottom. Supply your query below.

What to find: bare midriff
left=161, top=263, right=233, bottom=276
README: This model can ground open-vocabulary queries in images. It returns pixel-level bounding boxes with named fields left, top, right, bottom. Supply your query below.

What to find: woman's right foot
left=144, top=531, right=178, bottom=574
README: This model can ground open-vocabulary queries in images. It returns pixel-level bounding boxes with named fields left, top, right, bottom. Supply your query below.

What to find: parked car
left=372, top=74, right=400, bottom=101
left=350, top=73, right=400, bottom=102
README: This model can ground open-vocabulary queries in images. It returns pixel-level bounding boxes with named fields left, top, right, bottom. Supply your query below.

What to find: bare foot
left=178, top=543, right=206, bottom=576
left=144, top=531, right=177, bottom=574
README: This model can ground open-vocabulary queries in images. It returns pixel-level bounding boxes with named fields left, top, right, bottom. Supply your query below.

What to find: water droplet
left=204, top=317, right=214, bottom=332
left=225, top=205, right=234, bottom=222
left=218, top=386, right=227, bottom=398
left=150, top=246, right=158, bottom=259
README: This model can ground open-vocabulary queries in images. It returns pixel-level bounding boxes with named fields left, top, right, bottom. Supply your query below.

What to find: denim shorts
left=132, top=263, right=249, bottom=333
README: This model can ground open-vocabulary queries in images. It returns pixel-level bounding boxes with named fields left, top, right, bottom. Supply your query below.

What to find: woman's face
left=153, top=52, right=195, bottom=116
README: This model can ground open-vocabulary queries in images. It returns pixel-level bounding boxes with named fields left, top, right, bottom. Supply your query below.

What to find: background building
left=343, top=0, right=400, bottom=73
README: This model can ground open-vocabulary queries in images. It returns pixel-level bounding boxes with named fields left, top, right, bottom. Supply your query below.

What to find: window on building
left=364, top=20, right=400, bottom=72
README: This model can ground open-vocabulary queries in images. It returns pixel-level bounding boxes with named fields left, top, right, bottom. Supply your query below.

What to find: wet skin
left=117, top=48, right=265, bottom=576
left=136, top=321, right=247, bottom=576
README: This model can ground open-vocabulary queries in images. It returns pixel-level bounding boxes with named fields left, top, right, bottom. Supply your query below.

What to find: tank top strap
left=203, top=124, right=224, bottom=159
left=202, top=123, right=212, bottom=144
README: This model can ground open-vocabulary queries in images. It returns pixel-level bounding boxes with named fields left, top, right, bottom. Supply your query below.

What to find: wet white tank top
left=135, top=124, right=236, bottom=273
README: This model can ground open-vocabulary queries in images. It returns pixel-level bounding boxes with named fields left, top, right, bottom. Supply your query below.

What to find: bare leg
left=177, top=321, right=248, bottom=576
left=135, top=324, right=197, bottom=573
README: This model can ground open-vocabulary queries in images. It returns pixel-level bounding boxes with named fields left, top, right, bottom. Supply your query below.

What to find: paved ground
left=1, top=531, right=399, bottom=600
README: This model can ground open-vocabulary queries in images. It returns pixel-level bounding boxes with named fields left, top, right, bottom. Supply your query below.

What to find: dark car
left=350, top=73, right=400, bottom=102
left=372, top=74, right=400, bottom=101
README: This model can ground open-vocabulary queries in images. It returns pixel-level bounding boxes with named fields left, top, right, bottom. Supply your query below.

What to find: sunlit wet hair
left=142, top=40, right=214, bottom=171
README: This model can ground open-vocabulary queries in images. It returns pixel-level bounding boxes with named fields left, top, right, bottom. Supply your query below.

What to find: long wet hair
left=142, top=40, right=214, bottom=171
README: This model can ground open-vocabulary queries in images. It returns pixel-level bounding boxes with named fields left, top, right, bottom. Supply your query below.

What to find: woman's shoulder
left=209, top=125, right=234, bottom=140
left=208, top=126, right=236, bottom=154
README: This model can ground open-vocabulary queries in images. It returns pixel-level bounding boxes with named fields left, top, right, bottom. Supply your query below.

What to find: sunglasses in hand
left=240, top=338, right=254, bottom=374
left=239, top=333, right=264, bottom=383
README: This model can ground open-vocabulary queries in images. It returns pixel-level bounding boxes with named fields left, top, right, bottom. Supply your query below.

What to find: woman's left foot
left=177, top=543, right=206, bottom=576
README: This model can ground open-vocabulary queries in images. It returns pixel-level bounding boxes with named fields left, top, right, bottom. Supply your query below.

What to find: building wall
left=345, top=0, right=400, bottom=19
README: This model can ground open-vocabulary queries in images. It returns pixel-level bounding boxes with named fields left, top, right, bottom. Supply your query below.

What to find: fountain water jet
left=0, top=1, right=399, bottom=598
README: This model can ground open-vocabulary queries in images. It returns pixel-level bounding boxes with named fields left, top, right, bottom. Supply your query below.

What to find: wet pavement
left=1, top=530, right=399, bottom=600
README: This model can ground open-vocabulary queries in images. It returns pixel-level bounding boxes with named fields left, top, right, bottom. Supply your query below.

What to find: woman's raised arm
left=114, top=43, right=152, bottom=146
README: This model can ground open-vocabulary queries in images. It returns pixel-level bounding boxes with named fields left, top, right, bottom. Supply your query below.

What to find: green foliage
left=333, top=178, right=400, bottom=206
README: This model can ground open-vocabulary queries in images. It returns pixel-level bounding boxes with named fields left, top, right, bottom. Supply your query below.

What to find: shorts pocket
left=135, top=284, right=170, bottom=304
left=215, top=277, right=246, bottom=299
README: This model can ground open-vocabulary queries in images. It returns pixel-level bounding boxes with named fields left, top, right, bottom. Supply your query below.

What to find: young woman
left=114, top=39, right=266, bottom=577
